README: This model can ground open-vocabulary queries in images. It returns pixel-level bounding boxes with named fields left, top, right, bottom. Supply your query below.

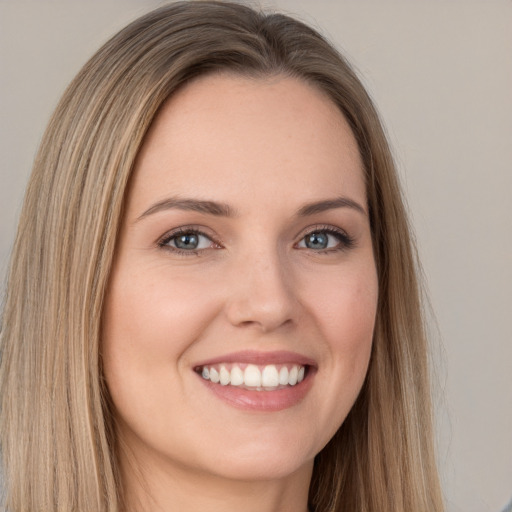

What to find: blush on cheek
left=318, top=278, right=376, bottom=374
left=319, top=280, right=377, bottom=334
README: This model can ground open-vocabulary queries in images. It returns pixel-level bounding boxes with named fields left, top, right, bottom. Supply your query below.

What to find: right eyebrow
left=135, top=197, right=237, bottom=222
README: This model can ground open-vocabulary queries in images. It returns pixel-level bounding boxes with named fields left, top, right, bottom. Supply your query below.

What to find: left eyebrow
left=297, top=197, right=367, bottom=217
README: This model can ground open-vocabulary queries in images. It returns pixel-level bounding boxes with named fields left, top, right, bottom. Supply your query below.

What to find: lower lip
left=197, top=371, right=315, bottom=412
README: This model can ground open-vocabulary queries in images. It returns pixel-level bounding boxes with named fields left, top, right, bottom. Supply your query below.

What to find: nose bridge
left=225, top=243, right=298, bottom=332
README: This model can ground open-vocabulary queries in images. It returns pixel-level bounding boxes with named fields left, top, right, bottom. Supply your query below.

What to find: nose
left=224, top=250, right=299, bottom=333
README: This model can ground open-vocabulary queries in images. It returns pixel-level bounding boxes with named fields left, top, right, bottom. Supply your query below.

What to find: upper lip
left=193, top=350, right=317, bottom=368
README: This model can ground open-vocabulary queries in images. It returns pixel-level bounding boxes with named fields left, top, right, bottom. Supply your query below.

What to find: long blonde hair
left=0, top=2, right=444, bottom=511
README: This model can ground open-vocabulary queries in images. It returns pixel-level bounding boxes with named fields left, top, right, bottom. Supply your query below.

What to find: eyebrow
left=137, top=197, right=236, bottom=221
left=297, top=197, right=367, bottom=217
left=136, top=195, right=367, bottom=222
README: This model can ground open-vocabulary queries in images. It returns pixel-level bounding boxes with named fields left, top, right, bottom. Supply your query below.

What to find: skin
left=102, top=73, right=378, bottom=512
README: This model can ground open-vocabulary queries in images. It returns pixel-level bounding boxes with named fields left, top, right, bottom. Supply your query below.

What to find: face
left=102, top=74, right=378, bottom=485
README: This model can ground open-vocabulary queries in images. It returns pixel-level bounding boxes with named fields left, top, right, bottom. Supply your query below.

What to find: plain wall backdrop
left=0, top=1, right=511, bottom=511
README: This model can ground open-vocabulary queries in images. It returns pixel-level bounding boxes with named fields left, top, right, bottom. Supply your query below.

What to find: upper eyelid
left=294, top=223, right=350, bottom=240
left=157, top=226, right=218, bottom=245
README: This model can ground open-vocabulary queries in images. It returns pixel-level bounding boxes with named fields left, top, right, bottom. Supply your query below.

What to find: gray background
left=0, top=1, right=511, bottom=511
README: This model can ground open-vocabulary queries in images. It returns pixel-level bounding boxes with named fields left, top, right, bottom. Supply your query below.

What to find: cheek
left=288, top=261, right=377, bottom=450
left=310, top=262, right=378, bottom=349
left=100, top=267, right=214, bottom=428
left=102, top=266, right=220, bottom=366
left=303, top=260, right=377, bottom=400
left=100, top=266, right=219, bottom=433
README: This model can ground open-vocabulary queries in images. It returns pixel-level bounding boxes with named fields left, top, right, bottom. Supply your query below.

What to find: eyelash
left=157, top=224, right=355, bottom=256
left=296, top=225, right=356, bottom=253
left=158, top=227, right=221, bottom=256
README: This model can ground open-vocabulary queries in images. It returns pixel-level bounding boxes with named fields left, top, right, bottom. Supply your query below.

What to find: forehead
left=129, top=73, right=365, bottom=214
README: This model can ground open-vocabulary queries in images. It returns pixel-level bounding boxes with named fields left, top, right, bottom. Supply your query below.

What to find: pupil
left=175, top=233, right=198, bottom=249
left=306, top=232, right=328, bottom=249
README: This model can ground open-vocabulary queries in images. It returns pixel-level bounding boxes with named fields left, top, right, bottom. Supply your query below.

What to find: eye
left=297, top=228, right=354, bottom=252
left=159, top=229, right=218, bottom=253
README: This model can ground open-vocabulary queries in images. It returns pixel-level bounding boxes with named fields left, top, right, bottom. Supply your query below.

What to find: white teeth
left=199, top=363, right=307, bottom=389
left=288, top=366, right=298, bottom=386
left=209, top=367, right=220, bottom=384
left=261, top=365, right=279, bottom=387
left=230, top=365, right=244, bottom=386
left=278, top=366, right=289, bottom=385
left=219, top=365, right=230, bottom=386
left=244, top=364, right=261, bottom=387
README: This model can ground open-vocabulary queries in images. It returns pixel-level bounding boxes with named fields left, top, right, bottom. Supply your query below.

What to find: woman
left=0, top=1, right=444, bottom=511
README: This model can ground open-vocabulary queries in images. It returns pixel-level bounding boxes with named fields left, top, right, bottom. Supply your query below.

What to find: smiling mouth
left=195, top=363, right=307, bottom=391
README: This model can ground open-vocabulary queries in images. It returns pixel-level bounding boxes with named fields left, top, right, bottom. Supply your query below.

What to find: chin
left=186, top=429, right=319, bottom=482
left=203, top=452, right=313, bottom=482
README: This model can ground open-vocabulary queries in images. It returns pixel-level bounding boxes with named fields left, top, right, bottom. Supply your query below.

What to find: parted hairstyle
left=0, top=2, right=444, bottom=511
